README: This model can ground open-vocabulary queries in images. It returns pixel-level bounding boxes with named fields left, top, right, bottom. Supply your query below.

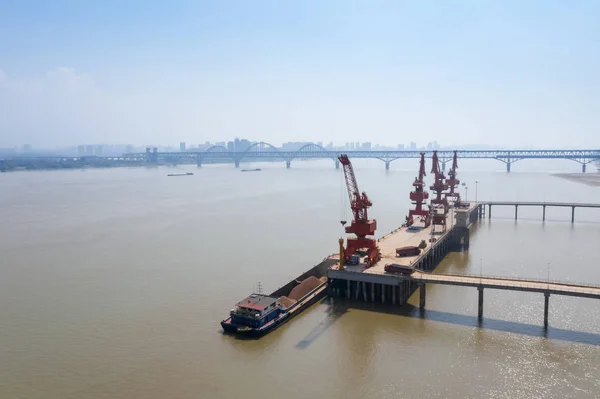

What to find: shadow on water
left=347, top=301, right=600, bottom=346
left=295, top=298, right=349, bottom=350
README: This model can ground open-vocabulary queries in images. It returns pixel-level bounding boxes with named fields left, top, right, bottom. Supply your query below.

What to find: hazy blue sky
left=1, top=1, right=599, bottom=148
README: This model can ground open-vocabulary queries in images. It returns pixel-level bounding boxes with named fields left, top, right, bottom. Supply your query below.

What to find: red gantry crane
left=444, top=150, right=461, bottom=203
left=405, top=153, right=431, bottom=227
left=430, top=151, right=449, bottom=231
left=338, top=154, right=381, bottom=268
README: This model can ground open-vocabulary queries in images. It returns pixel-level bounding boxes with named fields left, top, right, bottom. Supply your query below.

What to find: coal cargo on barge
left=221, top=258, right=336, bottom=337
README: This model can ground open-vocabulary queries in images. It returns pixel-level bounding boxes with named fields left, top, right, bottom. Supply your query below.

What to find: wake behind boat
left=167, top=172, right=194, bottom=176
left=241, top=168, right=261, bottom=172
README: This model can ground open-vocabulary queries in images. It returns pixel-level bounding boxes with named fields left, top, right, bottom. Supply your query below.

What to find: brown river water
left=1, top=158, right=599, bottom=399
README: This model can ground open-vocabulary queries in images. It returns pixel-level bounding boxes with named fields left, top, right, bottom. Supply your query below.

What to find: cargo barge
left=221, top=258, right=336, bottom=337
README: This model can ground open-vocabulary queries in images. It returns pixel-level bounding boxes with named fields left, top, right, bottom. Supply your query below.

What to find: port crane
left=405, top=152, right=431, bottom=227
left=444, top=150, right=460, bottom=203
left=338, top=154, right=381, bottom=268
left=430, top=150, right=449, bottom=231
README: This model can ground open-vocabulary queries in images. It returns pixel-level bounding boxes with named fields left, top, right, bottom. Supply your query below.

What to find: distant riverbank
left=553, top=172, right=600, bottom=187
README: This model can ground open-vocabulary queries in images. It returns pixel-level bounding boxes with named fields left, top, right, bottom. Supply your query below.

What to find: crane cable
left=339, top=162, right=348, bottom=225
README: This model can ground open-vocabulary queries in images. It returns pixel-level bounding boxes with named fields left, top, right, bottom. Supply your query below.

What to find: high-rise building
left=397, top=144, right=405, bottom=150
left=180, top=142, right=186, bottom=152
left=410, top=142, right=417, bottom=150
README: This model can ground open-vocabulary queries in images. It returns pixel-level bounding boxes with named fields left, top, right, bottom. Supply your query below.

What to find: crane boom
left=339, top=154, right=370, bottom=222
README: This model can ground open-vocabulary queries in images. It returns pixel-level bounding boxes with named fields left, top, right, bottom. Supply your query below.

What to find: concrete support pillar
left=506, top=161, right=511, bottom=173
left=582, top=163, right=587, bottom=173
left=543, top=205, right=546, bottom=221
left=478, top=287, right=484, bottom=320
left=392, top=285, right=396, bottom=305
left=371, top=283, right=375, bottom=302
left=381, top=284, right=385, bottom=304
left=571, top=206, right=575, bottom=223
left=196, top=155, right=202, bottom=167
left=514, top=205, right=518, bottom=220
left=286, top=160, right=291, bottom=169
left=419, top=283, right=426, bottom=310
left=385, top=161, right=390, bottom=170
left=234, top=160, right=240, bottom=168
left=363, top=282, right=367, bottom=302
left=544, top=292, right=550, bottom=328
left=355, top=281, right=361, bottom=300
left=335, top=159, right=340, bottom=169
left=347, top=280, right=351, bottom=299
left=442, top=162, right=446, bottom=172
left=488, top=204, right=492, bottom=219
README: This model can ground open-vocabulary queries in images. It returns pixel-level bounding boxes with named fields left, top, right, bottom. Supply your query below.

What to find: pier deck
left=409, top=270, right=600, bottom=299
left=333, top=202, right=478, bottom=274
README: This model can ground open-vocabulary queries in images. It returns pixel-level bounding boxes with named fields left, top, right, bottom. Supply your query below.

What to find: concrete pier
left=326, top=201, right=600, bottom=328
left=543, top=205, right=546, bottom=221
left=478, top=287, right=484, bottom=320
left=328, top=203, right=480, bottom=310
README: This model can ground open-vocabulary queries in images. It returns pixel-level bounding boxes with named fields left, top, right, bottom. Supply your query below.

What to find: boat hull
left=221, top=282, right=328, bottom=337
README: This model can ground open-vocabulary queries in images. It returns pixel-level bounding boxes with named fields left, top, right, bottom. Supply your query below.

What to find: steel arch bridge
left=123, top=144, right=600, bottom=172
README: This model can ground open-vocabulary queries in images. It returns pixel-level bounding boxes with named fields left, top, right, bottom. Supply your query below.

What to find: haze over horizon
left=1, top=1, right=599, bottom=149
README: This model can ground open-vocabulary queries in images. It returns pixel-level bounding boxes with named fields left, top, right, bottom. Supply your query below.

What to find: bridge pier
left=478, top=287, right=484, bottom=320
left=506, top=161, right=511, bottom=173
left=419, top=283, right=426, bottom=310
left=543, top=205, right=546, bottom=221
left=571, top=206, right=575, bottom=223
left=514, top=205, right=518, bottom=220
left=582, top=163, right=587, bottom=173
left=335, top=159, right=340, bottom=170
left=385, top=161, right=390, bottom=170
left=234, top=160, right=240, bottom=168
left=544, top=292, right=550, bottom=328
left=286, top=160, right=291, bottom=169
left=196, top=155, right=202, bottom=167
left=488, top=204, right=492, bottom=219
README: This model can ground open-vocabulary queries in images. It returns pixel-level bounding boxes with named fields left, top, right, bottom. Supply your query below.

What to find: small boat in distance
left=167, top=172, right=194, bottom=177
left=241, top=168, right=261, bottom=172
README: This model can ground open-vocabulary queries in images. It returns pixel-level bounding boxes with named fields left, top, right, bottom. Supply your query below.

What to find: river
left=1, top=158, right=599, bottom=399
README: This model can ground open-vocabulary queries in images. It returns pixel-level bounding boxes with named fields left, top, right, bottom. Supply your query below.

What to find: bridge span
left=125, top=145, right=600, bottom=172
